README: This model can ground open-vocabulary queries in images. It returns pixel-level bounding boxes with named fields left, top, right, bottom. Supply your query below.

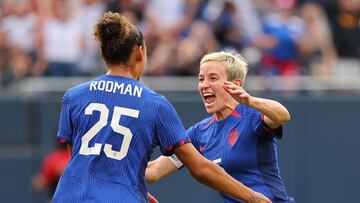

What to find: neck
left=214, top=100, right=238, bottom=121
left=106, top=64, right=138, bottom=80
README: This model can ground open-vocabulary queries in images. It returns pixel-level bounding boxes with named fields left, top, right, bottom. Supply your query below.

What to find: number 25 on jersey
left=79, top=103, right=139, bottom=160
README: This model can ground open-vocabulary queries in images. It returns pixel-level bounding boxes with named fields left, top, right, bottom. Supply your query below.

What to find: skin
left=146, top=60, right=291, bottom=202
left=66, top=38, right=271, bottom=203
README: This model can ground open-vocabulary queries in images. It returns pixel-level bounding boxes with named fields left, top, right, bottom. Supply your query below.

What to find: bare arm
left=224, top=81, right=290, bottom=129
left=146, top=156, right=178, bottom=183
left=249, top=97, right=290, bottom=129
left=174, top=144, right=271, bottom=203
left=67, top=144, right=72, bottom=156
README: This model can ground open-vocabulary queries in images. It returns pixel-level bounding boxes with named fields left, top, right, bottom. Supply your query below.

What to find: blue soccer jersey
left=53, top=75, right=190, bottom=203
left=187, top=104, right=294, bottom=203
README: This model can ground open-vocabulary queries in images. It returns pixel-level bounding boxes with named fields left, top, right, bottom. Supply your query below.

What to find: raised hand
left=223, top=81, right=253, bottom=106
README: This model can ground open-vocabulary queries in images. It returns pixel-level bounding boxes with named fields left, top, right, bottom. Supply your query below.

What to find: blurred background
left=0, top=0, right=359, bottom=202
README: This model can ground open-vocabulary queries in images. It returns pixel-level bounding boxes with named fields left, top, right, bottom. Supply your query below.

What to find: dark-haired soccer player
left=52, top=12, right=270, bottom=203
left=146, top=51, right=295, bottom=203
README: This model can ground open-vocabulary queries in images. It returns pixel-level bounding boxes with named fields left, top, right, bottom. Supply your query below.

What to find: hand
left=246, top=192, right=272, bottom=203
left=223, top=81, right=253, bottom=106
left=147, top=192, right=159, bottom=203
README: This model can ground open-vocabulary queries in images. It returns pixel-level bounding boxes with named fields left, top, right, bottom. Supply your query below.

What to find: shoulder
left=190, top=116, right=215, bottom=131
left=65, top=79, right=96, bottom=98
left=136, top=81, right=164, bottom=100
left=139, top=87, right=175, bottom=116
left=138, top=82, right=175, bottom=107
left=236, top=104, right=262, bottom=123
left=237, top=104, right=258, bottom=115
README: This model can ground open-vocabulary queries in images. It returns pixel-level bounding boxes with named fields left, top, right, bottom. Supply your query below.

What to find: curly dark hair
left=94, top=11, right=144, bottom=65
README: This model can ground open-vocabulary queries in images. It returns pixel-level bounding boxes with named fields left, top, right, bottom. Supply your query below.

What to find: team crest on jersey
left=228, top=128, right=239, bottom=146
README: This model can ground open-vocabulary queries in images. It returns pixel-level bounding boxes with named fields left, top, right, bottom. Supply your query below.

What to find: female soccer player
left=52, top=12, right=270, bottom=203
left=146, top=51, right=295, bottom=203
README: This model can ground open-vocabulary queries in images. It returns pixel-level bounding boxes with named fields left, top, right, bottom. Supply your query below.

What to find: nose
left=199, top=79, right=210, bottom=91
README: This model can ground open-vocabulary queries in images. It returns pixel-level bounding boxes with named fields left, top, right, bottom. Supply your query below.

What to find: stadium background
left=0, top=0, right=359, bottom=202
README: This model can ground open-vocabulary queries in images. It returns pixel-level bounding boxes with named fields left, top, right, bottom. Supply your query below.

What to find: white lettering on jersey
left=124, top=84, right=132, bottom=95
left=113, top=82, right=124, bottom=94
left=98, top=80, right=106, bottom=90
left=89, top=80, right=143, bottom=98
left=133, top=85, right=143, bottom=98
left=105, top=81, right=114, bottom=92
left=90, top=81, right=98, bottom=90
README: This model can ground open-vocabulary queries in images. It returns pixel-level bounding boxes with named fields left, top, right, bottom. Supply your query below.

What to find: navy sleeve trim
left=261, top=114, right=283, bottom=139
left=57, top=135, right=72, bottom=144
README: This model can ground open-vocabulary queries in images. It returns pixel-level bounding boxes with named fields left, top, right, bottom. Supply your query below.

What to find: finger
left=224, top=84, right=245, bottom=93
left=224, top=83, right=239, bottom=89
left=223, top=81, right=238, bottom=87
left=239, top=92, right=249, bottom=98
left=227, top=88, right=245, bottom=95
left=223, top=86, right=240, bottom=95
left=224, top=81, right=234, bottom=85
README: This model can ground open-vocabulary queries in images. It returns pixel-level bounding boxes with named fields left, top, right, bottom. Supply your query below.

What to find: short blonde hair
left=200, top=50, right=248, bottom=82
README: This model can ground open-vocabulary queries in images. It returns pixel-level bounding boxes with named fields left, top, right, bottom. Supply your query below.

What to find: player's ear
left=99, top=49, right=105, bottom=61
left=135, top=46, right=144, bottom=62
left=233, top=78, right=243, bottom=87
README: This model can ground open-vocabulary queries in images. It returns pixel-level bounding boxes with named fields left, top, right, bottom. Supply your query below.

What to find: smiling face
left=198, top=61, right=236, bottom=115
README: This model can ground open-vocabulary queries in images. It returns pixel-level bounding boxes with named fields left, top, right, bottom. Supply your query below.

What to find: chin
left=202, top=99, right=217, bottom=114
left=204, top=105, right=216, bottom=114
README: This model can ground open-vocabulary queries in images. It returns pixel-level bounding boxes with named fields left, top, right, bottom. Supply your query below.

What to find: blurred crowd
left=0, top=0, right=359, bottom=86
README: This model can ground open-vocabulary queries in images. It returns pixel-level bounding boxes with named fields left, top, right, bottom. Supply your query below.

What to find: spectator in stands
left=0, top=28, right=13, bottom=86
left=0, top=0, right=37, bottom=55
left=143, top=0, right=200, bottom=75
left=255, top=0, right=305, bottom=76
left=298, top=2, right=337, bottom=77
left=0, top=0, right=358, bottom=80
left=37, top=0, right=83, bottom=76
left=0, top=0, right=37, bottom=80
left=77, top=0, right=106, bottom=76
left=170, top=20, right=219, bottom=75
left=328, top=0, right=360, bottom=76
left=212, top=1, right=243, bottom=50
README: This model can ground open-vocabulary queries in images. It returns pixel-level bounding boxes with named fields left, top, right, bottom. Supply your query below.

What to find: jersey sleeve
left=56, top=91, right=73, bottom=144
left=252, top=112, right=283, bottom=139
left=155, top=99, right=191, bottom=156
left=185, top=124, right=200, bottom=149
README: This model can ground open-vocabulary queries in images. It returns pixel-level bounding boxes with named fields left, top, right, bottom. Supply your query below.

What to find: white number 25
left=79, top=103, right=139, bottom=160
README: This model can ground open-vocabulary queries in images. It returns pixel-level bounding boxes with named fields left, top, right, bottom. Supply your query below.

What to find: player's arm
left=224, top=81, right=290, bottom=129
left=248, top=97, right=290, bottom=129
left=146, top=156, right=178, bottom=183
left=67, top=144, right=72, bottom=156
left=174, top=143, right=272, bottom=203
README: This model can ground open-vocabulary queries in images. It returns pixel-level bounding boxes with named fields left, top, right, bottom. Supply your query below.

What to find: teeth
left=203, top=92, right=214, bottom=97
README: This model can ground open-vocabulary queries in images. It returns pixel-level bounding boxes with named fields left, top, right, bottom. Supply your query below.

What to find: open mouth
left=203, top=92, right=216, bottom=104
